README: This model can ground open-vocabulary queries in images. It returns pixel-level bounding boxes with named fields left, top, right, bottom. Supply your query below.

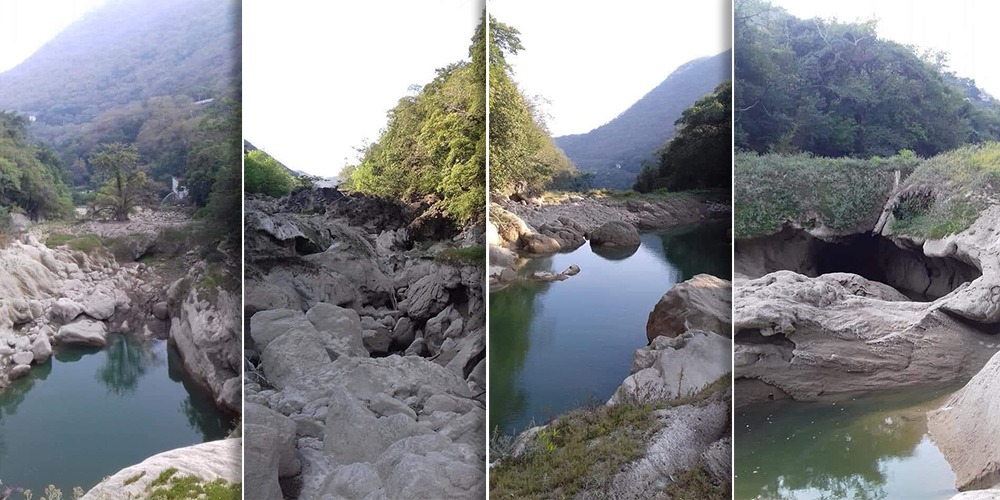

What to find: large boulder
left=734, top=271, right=995, bottom=401
left=82, top=439, right=241, bottom=500
left=609, top=330, right=731, bottom=404
left=55, top=319, right=108, bottom=346
left=245, top=402, right=301, bottom=478
left=647, top=274, right=732, bottom=343
left=589, top=221, right=640, bottom=247
left=518, top=231, right=561, bottom=254
left=929, top=350, right=1000, bottom=492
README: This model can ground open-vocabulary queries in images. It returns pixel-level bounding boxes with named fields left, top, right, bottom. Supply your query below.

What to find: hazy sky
left=244, top=1, right=482, bottom=177
left=768, top=0, right=1000, bottom=100
left=0, top=0, right=107, bottom=73
left=489, top=0, right=733, bottom=137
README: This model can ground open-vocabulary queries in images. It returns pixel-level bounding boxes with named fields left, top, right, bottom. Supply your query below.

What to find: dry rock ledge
left=82, top=438, right=242, bottom=499
left=244, top=189, right=486, bottom=499
left=503, top=274, right=733, bottom=498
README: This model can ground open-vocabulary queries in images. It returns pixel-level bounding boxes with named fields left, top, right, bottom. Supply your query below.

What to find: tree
left=244, top=149, right=294, bottom=198
left=90, top=142, right=149, bottom=221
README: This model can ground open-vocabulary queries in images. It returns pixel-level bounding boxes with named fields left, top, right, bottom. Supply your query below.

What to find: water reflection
left=735, top=387, right=959, bottom=500
left=489, top=222, right=730, bottom=436
left=0, top=335, right=231, bottom=493
left=97, top=335, right=161, bottom=395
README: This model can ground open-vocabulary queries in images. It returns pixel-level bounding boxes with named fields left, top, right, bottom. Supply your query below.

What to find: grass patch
left=435, top=245, right=485, bottom=267
left=123, top=470, right=147, bottom=486
left=490, top=377, right=728, bottom=498
left=734, top=152, right=913, bottom=238
left=889, top=143, right=1000, bottom=238
left=46, top=232, right=107, bottom=255
left=149, top=467, right=179, bottom=488
left=663, top=465, right=730, bottom=500
left=145, top=469, right=241, bottom=500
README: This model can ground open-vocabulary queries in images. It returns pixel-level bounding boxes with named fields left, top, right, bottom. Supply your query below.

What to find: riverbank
left=243, top=187, right=485, bottom=498
left=490, top=273, right=733, bottom=498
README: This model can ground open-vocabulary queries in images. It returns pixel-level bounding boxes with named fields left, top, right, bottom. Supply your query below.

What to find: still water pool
left=489, top=222, right=731, bottom=436
left=735, top=386, right=959, bottom=500
left=0, top=334, right=233, bottom=494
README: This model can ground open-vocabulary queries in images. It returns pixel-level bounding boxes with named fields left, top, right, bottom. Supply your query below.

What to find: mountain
left=554, top=50, right=731, bottom=190
left=0, top=0, right=240, bottom=183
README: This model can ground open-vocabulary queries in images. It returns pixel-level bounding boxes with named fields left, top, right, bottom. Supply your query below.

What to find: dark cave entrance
left=738, top=229, right=982, bottom=301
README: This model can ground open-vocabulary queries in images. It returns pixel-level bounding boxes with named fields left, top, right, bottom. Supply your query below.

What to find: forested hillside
left=487, top=16, right=578, bottom=198
left=555, top=50, right=731, bottom=190
left=0, top=0, right=240, bottom=244
left=0, top=0, right=240, bottom=189
left=634, top=80, right=732, bottom=193
left=735, top=0, right=1000, bottom=158
left=342, top=14, right=488, bottom=224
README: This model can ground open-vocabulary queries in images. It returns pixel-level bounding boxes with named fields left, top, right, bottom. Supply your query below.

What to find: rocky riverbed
left=243, top=188, right=486, bottom=499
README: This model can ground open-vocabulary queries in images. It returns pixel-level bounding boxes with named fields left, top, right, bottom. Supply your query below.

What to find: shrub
left=244, top=150, right=295, bottom=198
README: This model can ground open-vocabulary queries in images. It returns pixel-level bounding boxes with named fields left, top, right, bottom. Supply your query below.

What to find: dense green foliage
left=342, top=15, right=487, bottom=224
left=487, top=16, right=578, bottom=198
left=244, top=149, right=295, bottom=198
left=635, top=81, right=732, bottom=193
left=734, top=152, right=917, bottom=238
left=0, top=112, right=73, bottom=220
left=0, top=0, right=239, bottom=191
left=557, top=50, right=731, bottom=189
left=735, top=0, right=1000, bottom=158
left=890, top=142, right=1000, bottom=238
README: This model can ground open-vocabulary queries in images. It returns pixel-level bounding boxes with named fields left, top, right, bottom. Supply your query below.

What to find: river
left=489, top=222, right=731, bottom=436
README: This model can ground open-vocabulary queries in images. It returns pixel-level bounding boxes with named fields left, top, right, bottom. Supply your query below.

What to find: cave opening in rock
left=738, top=229, right=982, bottom=301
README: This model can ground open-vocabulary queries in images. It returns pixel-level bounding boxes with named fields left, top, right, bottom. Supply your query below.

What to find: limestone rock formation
left=929, top=350, right=1000, bottom=492
left=647, top=273, right=732, bottom=343
left=82, top=438, right=242, bottom=499
left=734, top=271, right=996, bottom=402
left=609, top=330, right=731, bottom=404
left=244, top=190, right=485, bottom=499
left=167, top=266, right=242, bottom=413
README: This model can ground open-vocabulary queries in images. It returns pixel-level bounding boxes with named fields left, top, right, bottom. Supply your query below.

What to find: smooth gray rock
left=56, top=319, right=108, bottom=347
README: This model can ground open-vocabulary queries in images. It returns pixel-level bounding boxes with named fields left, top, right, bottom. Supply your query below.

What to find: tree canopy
left=0, top=112, right=73, bottom=220
left=487, top=15, right=578, bottom=197
left=342, top=13, right=487, bottom=224
left=734, top=0, right=1000, bottom=158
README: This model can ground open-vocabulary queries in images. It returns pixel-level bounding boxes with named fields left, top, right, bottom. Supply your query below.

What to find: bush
left=244, top=150, right=295, bottom=198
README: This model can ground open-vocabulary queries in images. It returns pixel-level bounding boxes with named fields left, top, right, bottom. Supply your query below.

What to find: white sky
left=488, top=0, right=733, bottom=137
left=768, top=0, right=1000, bottom=101
left=0, top=0, right=108, bottom=72
left=243, top=1, right=482, bottom=177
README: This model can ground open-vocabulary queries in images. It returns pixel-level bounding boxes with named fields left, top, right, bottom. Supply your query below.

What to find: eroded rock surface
left=244, top=191, right=485, bottom=499
left=647, top=273, right=732, bottom=343
left=82, top=438, right=242, bottom=499
left=929, top=350, right=1000, bottom=492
